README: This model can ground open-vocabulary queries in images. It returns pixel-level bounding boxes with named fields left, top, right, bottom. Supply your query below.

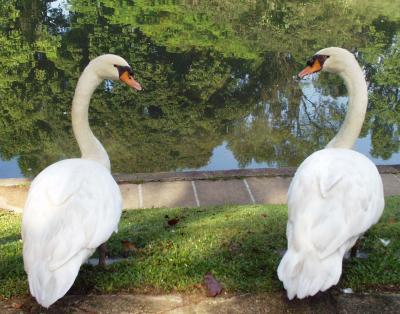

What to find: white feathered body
left=277, top=148, right=384, bottom=299
left=22, top=158, right=122, bottom=308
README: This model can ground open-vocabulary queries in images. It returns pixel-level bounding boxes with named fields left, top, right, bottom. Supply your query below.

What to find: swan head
left=87, top=54, right=142, bottom=90
left=298, top=47, right=357, bottom=78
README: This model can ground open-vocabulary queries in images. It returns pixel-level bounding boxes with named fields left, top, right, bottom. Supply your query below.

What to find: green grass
left=1, top=196, right=399, bottom=299
left=0, top=210, right=27, bottom=297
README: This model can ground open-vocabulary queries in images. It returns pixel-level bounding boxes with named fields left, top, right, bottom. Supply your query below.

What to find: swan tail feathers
left=27, top=249, right=92, bottom=308
left=277, top=249, right=342, bottom=300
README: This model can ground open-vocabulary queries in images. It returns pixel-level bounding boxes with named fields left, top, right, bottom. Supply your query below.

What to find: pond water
left=0, top=0, right=399, bottom=178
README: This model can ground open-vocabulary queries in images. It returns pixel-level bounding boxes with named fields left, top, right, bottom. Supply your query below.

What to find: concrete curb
left=2, top=165, right=399, bottom=186
left=1, top=166, right=400, bottom=213
left=114, top=165, right=400, bottom=183
left=0, top=178, right=31, bottom=187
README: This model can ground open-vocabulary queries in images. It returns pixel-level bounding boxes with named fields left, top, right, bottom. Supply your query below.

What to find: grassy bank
left=1, top=196, right=399, bottom=299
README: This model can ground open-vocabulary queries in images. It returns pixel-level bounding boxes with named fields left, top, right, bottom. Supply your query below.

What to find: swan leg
left=350, top=242, right=359, bottom=258
left=98, top=243, right=108, bottom=267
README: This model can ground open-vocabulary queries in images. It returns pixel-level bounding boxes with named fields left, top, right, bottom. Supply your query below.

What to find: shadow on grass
left=1, top=196, right=399, bottom=310
left=0, top=210, right=27, bottom=298
left=73, top=197, right=400, bottom=296
left=0, top=233, right=20, bottom=245
left=72, top=204, right=289, bottom=295
left=0, top=204, right=288, bottom=300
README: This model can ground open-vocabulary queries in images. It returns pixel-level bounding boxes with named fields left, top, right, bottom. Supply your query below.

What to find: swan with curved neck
left=72, top=55, right=141, bottom=169
left=22, top=54, right=141, bottom=308
left=299, top=47, right=368, bottom=149
left=277, top=47, right=384, bottom=300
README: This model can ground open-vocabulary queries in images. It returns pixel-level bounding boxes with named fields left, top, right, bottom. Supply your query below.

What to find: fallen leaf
left=12, top=303, right=22, bottom=309
left=204, top=272, right=223, bottom=297
left=121, top=240, right=138, bottom=257
left=388, top=217, right=397, bottom=224
left=167, top=218, right=180, bottom=226
left=228, top=241, right=241, bottom=255
left=261, top=213, right=267, bottom=218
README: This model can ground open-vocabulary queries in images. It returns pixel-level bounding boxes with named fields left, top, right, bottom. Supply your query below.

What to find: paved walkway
left=1, top=166, right=400, bottom=212
left=2, top=292, right=400, bottom=313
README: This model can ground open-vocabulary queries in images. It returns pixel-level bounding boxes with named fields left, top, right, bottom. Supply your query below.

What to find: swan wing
left=287, top=149, right=384, bottom=259
left=22, top=159, right=122, bottom=273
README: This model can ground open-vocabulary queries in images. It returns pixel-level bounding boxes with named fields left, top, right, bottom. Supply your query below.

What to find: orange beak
left=120, top=71, right=142, bottom=91
left=298, top=59, right=322, bottom=78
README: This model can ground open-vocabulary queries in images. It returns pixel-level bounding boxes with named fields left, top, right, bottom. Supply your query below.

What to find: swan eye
left=113, top=65, right=134, bottom=78
left=306, top=55, right=329, bottom=67
left=306, top=56, right=317, bottom=67
left=316, top=55, right=329, bottom=66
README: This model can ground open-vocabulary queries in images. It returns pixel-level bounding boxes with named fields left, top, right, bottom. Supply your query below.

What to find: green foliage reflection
left=0, top=0, right=398, bottom=176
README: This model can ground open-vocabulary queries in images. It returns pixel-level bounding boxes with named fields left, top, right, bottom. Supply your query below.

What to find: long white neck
left=71, top=67, right=111, bottom=171
left=326, top=62, right=368, bottom=149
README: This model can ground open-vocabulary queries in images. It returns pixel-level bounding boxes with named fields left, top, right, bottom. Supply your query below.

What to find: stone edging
left=0, top=178, right=31, bottom=187
left=113, top=167, right=299, bottom=184
left=1, top=165, right=399, bottom=186
left=115, top=164, right=400, bottom=183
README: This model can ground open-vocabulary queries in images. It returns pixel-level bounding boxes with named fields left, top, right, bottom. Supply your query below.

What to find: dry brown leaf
left=228, top=241, right=241, bottom=255
left=167, top=218, right=180, bottom=226
left=12, top=303, right=22, bottom=309
left=204, top=272, right=223, bottom=297
left=121, top=240, right=138, bottom=257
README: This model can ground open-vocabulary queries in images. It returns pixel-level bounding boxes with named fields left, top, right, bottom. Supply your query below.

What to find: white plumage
left=278, top=149, right=384, bottom=299
left=22, top=54, right=142, bottom=308
left=277, top=47, right=385, bottom=299
left=22, top=159, right=122, bottom=307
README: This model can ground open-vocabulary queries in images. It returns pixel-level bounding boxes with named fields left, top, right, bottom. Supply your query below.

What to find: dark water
left=0, top=0, right=399, bottom=178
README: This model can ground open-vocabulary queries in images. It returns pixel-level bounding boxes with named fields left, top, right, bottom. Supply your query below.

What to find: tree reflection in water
left=0, top=0, right=398, bottom=177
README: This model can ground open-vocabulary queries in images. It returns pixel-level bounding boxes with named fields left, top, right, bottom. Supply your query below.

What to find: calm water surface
left=0, top=0, right=399, bottom=178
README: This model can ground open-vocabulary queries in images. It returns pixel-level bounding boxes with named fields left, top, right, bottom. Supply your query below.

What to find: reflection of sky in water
left=355, top=134, right=400, bottom=165
left=0, top=158, right=24, bottom=178
left=184, top=133, right=400, bottom=173
left=1, top=131, right=399, bottom=178
left=49, top=0, right=70, bottom=16
left=185, top=141, right=274, bottom=172
left=1, top=76, right=399, bottom=178
left=186, top=76, right=400, bottom=172
left=300, top=78, right=400, bottom=165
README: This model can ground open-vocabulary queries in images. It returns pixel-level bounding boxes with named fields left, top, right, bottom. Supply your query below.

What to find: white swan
left=22, top=54, right=142, bottom=308
left=277, top=47, right=384, bottom=299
